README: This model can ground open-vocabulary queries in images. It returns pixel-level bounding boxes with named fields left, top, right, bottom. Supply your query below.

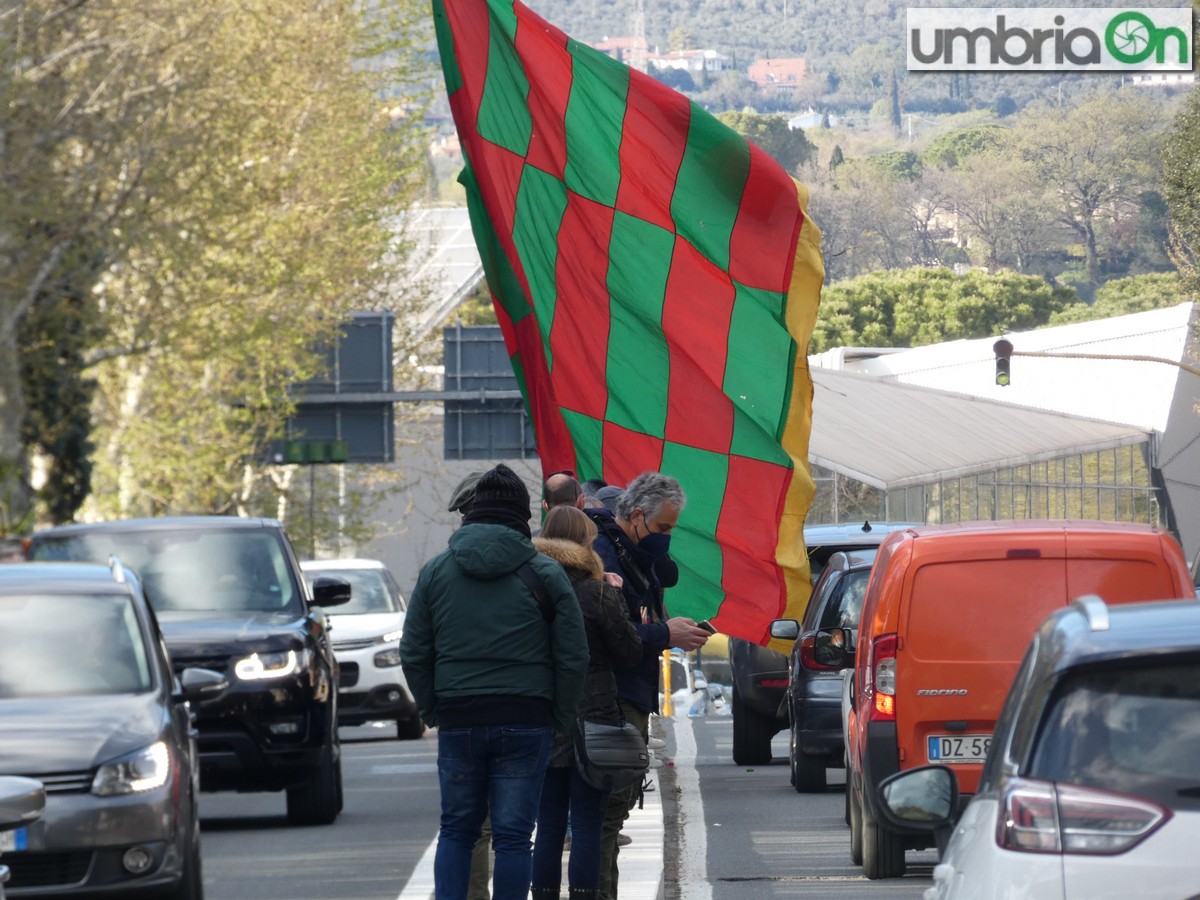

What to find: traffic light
left=993, top=338, right=1013, bottom=387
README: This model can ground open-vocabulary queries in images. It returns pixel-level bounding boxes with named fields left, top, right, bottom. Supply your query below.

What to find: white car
left=300, top=558, right=424, bottom=740
left=876, top=596, right=1200, bottom=900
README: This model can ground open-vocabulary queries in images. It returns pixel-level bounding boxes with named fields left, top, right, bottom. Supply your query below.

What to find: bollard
left=661, top=649, right=673, bottom=716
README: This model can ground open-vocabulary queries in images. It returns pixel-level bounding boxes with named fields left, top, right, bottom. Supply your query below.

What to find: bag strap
left=516, top=560, right=555, bottom=623
left=593, top=516, right=651, bottom=597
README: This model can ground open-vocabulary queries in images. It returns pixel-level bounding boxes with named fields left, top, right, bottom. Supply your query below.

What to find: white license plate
left=0, top=827, right=27, bottom=853
left=928, top=734, right=991, bottom=764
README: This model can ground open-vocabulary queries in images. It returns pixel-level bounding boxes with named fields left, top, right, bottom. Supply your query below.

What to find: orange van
left=838, top=520, right=1193, bottom=879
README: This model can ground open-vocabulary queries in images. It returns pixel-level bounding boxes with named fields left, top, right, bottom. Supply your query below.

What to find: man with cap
left=401, top=463, right=589, bottom=900
left=448, top=471, right=484, bottom=519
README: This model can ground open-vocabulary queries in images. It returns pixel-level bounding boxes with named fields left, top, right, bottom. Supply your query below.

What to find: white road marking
left=395, top=832, right=437, bottom=900
left=672, top=714, right=712, bottom=900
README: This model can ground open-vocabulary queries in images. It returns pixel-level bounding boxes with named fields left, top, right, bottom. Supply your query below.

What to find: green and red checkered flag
left=433, top=0, right=824, bottom=646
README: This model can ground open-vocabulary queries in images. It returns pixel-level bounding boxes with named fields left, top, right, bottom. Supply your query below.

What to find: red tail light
left=799, top=634, right=841, bottom=671
left=998, top=778, right=1170, bottom=855
left=868, top=633, right=897, bottom=722
left=757, top=678, right=789, bottom=688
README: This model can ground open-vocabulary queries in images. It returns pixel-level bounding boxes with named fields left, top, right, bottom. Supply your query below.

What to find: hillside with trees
left=524, top=0, right=1195, bottom=117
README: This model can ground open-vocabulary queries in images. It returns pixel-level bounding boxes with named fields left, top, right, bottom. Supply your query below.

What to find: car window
left=818, top=569, right=870, bottom=631
left=1028, top=658, right=1200, bottom=811
left=305, top=569, right=401, bottom=615
left=34, top=530, right=301, bottom=613
left=0, top=593, right=153, bottom=697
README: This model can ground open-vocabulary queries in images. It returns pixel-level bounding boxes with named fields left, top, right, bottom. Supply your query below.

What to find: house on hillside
left=747, top=57, right=807, bottom=92
left=592, top=35, right=647, bottom=66
left=628, top=48, right=731, bottom=74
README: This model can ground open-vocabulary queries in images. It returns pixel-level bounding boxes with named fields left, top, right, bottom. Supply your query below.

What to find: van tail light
left=998, top=779, right=1170, bottom=855
left=869, top=633, right=897, bottom=721
left=799, top=634, right=841, bottom=671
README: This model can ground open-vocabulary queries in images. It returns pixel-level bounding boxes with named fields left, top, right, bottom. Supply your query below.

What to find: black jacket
left=533, top=536, right=643, bottom=765
left=585, top=508, right=671, bottom=713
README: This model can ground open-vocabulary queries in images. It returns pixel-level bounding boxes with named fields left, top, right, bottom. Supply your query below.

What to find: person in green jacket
left=400, top=463, right=588, bottom=900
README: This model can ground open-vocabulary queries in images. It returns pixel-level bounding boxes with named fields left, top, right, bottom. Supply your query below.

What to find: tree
left=1, top=0, right=433, bottom=528
left=810, top=268, right=1076, bottom=352
left=1048, top=273, right=1192, bottom=326
left=947, top=152, right=1059, bottom=274
left=921, top=124, right=1009, bottom=170
left=715, top=111, right=816, bottom=173
left=1016, top=92, right=1164, bottom=282
left=1163, top=38, right=1200, bottom=294
left=668, top=27, right=694, bottom=51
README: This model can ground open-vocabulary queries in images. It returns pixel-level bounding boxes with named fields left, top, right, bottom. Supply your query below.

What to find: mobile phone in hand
left=696, top=620, right=717, bottom=634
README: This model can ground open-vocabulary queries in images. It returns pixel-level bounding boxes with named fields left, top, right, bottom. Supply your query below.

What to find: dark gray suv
left=728, top=522, right=916, bottom=766
left=27, top=517, right=350, bottom=827
left=770, top=548, right=876, bottom=792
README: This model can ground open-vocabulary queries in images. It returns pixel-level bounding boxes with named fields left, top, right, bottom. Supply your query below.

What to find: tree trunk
left=0, top=322, right=33, bottom=532
left=1084, top=219, right=1100, bottom=282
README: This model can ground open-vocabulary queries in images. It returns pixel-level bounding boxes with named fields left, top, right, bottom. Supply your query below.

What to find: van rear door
left=1065, top=531, right=1191, bottom=602
left=897, top=541, right=1067, bottom=795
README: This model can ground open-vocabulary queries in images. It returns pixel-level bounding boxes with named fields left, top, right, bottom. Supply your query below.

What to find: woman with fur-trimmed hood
left=531, top=506, right=642, bottom=900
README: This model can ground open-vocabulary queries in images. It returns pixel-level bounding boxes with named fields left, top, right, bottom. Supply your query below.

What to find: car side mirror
left=0, top=776, right=44, bottom=833
left=769, top=619, right=800, bottom=641
left=310, top=575, right=352, bottom=608
left=813, top=628, right=851, bottom=668
left=877, top=766, right=958, bottom=832
left=177, top=666, right=229, bottom=702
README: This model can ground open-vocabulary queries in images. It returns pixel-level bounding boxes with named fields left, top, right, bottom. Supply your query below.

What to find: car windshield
left=818, top=569, right=870, bottom=630
left=33, top=529, right=301, bottom=613
left=304, top=568, right=402, bottom=615
left=1028, top=658, right=1200, bottom=812
left=0, top=593, right=153, bottom=698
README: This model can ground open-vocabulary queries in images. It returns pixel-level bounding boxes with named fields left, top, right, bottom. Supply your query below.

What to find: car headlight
left=234, top=649, right=302, bottom=681
left=93, top=742, right=171, bottom=796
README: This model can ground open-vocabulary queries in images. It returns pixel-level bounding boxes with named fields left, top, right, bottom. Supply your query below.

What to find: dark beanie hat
left=471, top=463, right=531, bottom=520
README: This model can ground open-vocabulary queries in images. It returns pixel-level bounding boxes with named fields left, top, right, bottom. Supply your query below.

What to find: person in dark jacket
left=531, top=506, right=642, bottom=900
left=585, top=471, right=710, bottom=900
left=400, top=464, right=589, bottom=900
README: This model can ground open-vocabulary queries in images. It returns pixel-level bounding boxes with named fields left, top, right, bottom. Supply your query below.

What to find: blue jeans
left=435, top=725, right=554, bottom=900
left=532, top=764, right=610, bottom=891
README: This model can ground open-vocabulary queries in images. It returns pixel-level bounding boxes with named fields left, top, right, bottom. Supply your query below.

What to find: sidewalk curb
left=620, top=767, right=665, bottom=900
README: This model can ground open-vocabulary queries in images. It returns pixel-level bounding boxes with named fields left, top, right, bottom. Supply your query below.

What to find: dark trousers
left=532, top=763, right=610, bottom=892
left=434, top=725, right=553, bottom=900
left=597, top=701, right=648, bottom=900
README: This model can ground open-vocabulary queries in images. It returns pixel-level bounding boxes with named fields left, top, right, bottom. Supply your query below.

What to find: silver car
left=878, top=595, right=1200, bottom=900
left=0, top=561, right=225, bottom=898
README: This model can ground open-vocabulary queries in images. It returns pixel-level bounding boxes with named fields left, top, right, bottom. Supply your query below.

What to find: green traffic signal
left=993, top=339, right=1014, bottom=387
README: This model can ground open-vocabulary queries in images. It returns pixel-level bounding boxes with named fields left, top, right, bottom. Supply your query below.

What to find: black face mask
left=639, top=532, right=671, bottom=560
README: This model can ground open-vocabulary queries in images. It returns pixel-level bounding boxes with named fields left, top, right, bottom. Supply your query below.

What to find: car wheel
left=731, top=683, right=774, bottom=766
left=843, top=757, right=851, bottom=826
left=790, top=721, right=827, bottom=793
left=861, top=797, right=905, bottom=879
left=848, top=781, right=863, bottom=866
left=287, top=740, right=341, bottom=826
left=396, top=715, right=425, bottom=741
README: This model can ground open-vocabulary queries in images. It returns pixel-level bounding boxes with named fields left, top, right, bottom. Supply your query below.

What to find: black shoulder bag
left=519, top=557, right=648, bottom=790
